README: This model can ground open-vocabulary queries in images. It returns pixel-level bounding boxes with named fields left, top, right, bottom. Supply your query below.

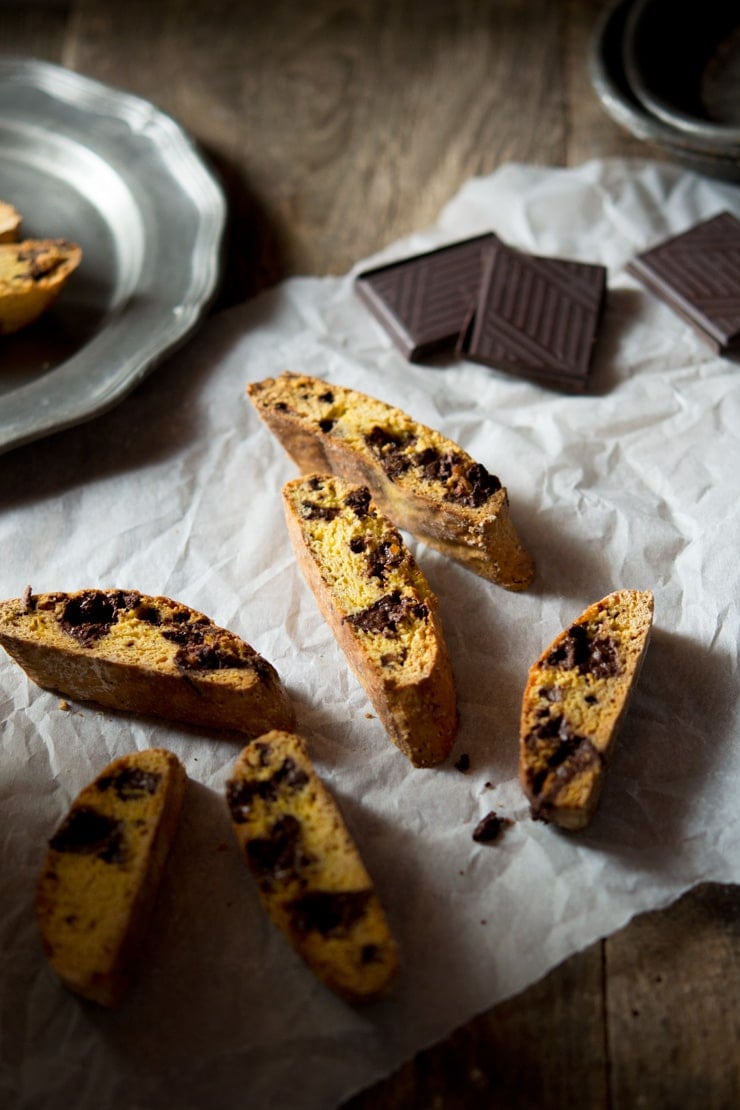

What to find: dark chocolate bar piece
left=626, top=211, right=740, bottom=354
left=459, top=240, right=607, bottom=393
left=354, top=233, right=496, bottom=360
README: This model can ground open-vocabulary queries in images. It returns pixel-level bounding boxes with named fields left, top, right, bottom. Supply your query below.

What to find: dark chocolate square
left=354, top=233, right=496, bottom=361
left=626, top=211, right=740, bottom=354
left=459, top=240, right=607, bottom=393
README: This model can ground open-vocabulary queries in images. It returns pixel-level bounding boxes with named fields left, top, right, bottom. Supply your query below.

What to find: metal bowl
left=589, top=0, right=740, bottom=180
left=623, top=0, right=740, bottom=147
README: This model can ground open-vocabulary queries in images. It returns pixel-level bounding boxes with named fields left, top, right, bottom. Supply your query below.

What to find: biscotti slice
left=282, top=474, right=458, bottom=767
left=0, top=238, right=82, bottom=335
left=226, top=729, right=400, bottom=1002
left=519, top=589, right=654, bottom=830
left=36, top=748, right=186, bottom=1006
left=248, top=372, right=534, bottom=590
left=0, top=588, right=294, bottom=736
left=0, top=200, right=21, bottom=243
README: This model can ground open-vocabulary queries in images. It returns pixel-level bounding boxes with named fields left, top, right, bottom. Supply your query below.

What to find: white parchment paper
left=1, top=159, right=739, bottom=1109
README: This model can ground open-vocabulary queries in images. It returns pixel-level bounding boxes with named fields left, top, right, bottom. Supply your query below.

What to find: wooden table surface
left=2, top=2, right=738, bottom=1107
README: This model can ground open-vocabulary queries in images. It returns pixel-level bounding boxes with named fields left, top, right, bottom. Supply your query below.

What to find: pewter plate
left=0, top=56, right=226, bottom=455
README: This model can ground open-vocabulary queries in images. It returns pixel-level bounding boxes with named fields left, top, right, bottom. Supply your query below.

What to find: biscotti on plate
left=36, top=748, right=186, bottom=1006
left=0, top=200, right=21, bottom=243
left=248, top=372, right=534, bottom=591
left=282, top=474, right=458, bottom=767
left=0, top=588, right=295, bottom=736
left=0, top=238, right=82, bottom=335
left=519, top=589, right=654, bottom=830
left=226, top=729, right=399, bottom=1003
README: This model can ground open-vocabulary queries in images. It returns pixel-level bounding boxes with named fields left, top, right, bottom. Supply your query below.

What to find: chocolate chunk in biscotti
left=35, top=748, right=186, bottom=1006
left=247, top=372, right=534, bottom=590
left=226, top=730, right=400, bottom=1003
left=282, top=474, right=458, bottom=767
left=519, top=589, right=654, bottom=830
left=0, top=588, right=294, bottom=736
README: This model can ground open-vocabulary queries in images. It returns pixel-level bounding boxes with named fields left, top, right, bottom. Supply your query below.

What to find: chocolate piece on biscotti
left=460, top=239, right=607, bottom=392
left=626, top=211, right=740, bottom=354
left=354, top=233, right=497, bottom=360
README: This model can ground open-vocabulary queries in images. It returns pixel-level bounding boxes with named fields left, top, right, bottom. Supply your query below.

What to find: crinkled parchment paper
left=1, top=160, right=739, bottom=1109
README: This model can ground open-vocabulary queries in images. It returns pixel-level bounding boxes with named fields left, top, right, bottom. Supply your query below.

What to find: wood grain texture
left=19, top=0, right=666, bottom=305
left=0, top=2, right=736, bottom=1106
left=344, top=941, right=608, bottom=1109
left=605, top=882, right=740, bottom=1110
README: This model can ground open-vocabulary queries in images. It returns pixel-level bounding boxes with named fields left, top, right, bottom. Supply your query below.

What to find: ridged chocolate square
left=626, top=211, right=740, bottom=354
left=459, top=240, right=607, bottom=393
left=354, top=234, right=496, bottom=360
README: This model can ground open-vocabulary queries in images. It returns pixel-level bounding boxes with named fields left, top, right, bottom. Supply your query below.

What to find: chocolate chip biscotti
left=282, top=474, right=458, bottom=767
left=0, top=589, right=294, bottom=736
left=248, top=372, right=534, bottom=590
left=0, top=200, right=21, bottom=243
left=36, top=748, right=186, bottom=1006
left=0, top=238, right=82, bottom=335
left=519, top=589, right=654, bottom=830
left=226, top=730, right=399, bottom=1003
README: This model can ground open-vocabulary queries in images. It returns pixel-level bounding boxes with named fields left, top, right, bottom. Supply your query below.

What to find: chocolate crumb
left=472, top=811, right=511, bottom=844
left=455, top=753, right=470, bottom=772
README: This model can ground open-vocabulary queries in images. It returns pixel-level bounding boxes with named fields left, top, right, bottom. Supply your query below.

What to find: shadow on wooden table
left=202, top=145, right=288, bottom=309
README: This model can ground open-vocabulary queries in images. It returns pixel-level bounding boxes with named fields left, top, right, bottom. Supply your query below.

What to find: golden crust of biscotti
left=0, top=238, right=82, bottom=335
left=226, top=729, right=400, bottom=1003
left=248, top=372, right=535, bottom=591
left=0, top=200, right=21, bottom=243
left=36, top=748, right=186, bottom=1006
left=282, top=474, right=458, bottom=767
left=519, top=589, right=654, bottom=830
left=0, top=588, right=295, bottom=736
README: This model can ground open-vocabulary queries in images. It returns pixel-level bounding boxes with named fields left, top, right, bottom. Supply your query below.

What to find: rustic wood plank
left=343, top=943, right=607, bottom=1109
left=346, top=883, right=740, bottom=1108
left=605, top=882, right=740, bottom=1110
left=63, top=0, right=569, bottom=302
